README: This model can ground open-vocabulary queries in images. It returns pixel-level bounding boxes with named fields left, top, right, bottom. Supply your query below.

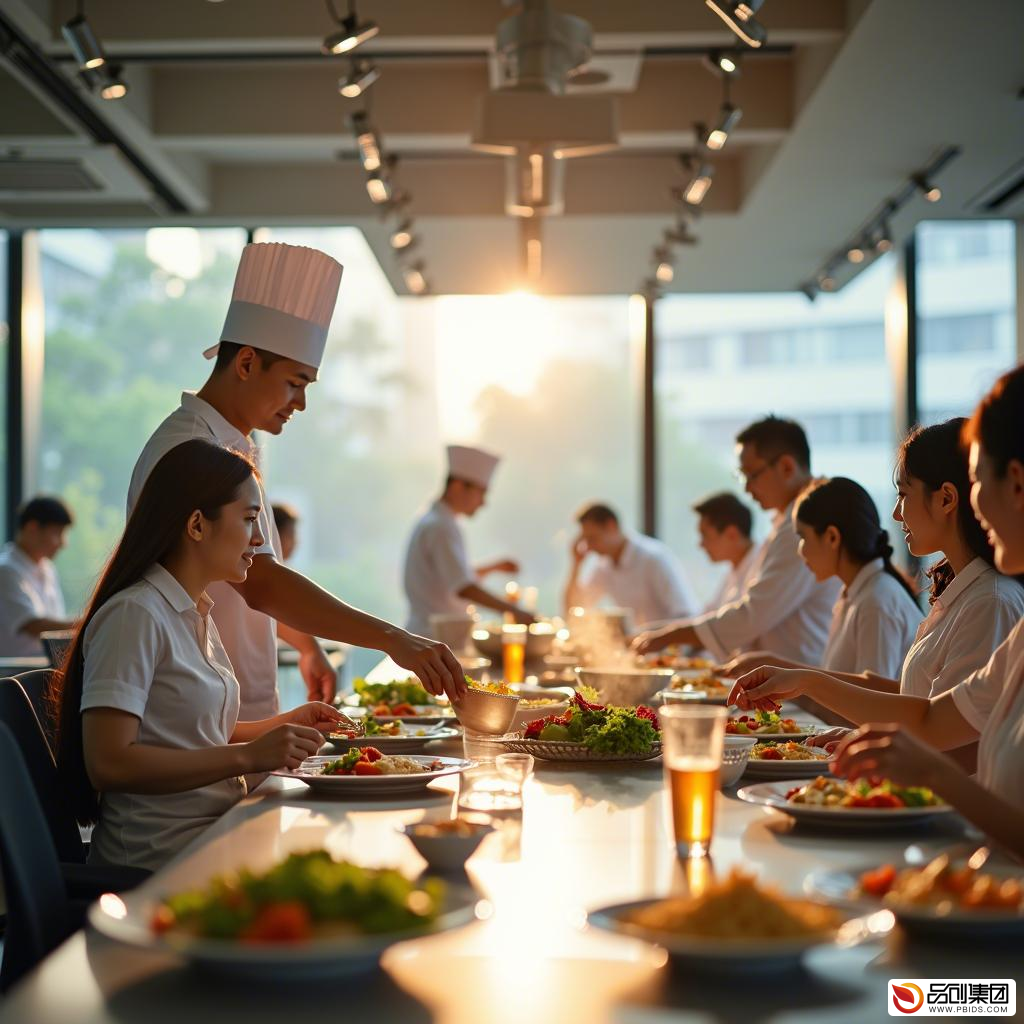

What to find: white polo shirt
left=0, top=542, right=66, bottom=657
left=702, top=542, right=760, bottom=614
left=951, top=618, right=1024, bottom=813
left=577, top=531, right=698, bottom=628
left=898, top=558, right=1024, bottom=698
left=403, top=500, right=475, bottom=637
left=81, top=564, right=246, bottom=871
left=823, top=559, right=924, bottom=677
left=128, top=392, right=280, bottom=720
left=691, top=502, right=841, bottom=664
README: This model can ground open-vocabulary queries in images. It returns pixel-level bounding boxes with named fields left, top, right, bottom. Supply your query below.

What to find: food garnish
left=785, top=775, right=943, bottom=808
left=727, top=711, right=801, bottom=735
left=750, top=741, right=829, bottom=762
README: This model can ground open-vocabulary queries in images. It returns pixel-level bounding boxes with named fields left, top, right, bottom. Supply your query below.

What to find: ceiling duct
left=472, top=0, right=619, bottom=218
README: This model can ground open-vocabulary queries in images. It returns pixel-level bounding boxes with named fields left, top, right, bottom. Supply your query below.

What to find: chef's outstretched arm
left=236, top=555, right=467, bottom=699
left=457, top=582, right=535, bottom=625
left=475, top=558, right=519, bottom=578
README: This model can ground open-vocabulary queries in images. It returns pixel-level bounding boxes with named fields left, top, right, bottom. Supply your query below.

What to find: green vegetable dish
left=522, top=693, right=660, bottom=756
left=150, top=850, right=446, bottom=943
left=352, top=677, right=434, bottom=708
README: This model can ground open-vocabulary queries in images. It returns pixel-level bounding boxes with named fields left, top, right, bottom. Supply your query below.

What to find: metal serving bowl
left=575, top=666, right=675, bottom=707
left=470, top=621, right=556, bottom=660
left=450, top=686, right=521, bottom=734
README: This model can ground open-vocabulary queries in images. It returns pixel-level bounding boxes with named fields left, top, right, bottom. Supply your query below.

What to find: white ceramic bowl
left=400, top=820, right=494, bottom=872
left=720, top=735, right=756, bottom=787
left=575, top=666, right=675, bottom=707
left=510, top=687, right=572, bottom=729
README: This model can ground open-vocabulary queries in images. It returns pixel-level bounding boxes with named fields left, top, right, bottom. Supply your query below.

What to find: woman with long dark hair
left=50, top=439, right=349, bottom=871
left=724, top=419, right=1023, bottom=702
left=731, top=366, right=1024, bottom=858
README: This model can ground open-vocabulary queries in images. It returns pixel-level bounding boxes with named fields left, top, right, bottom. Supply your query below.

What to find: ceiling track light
left=703, top=49, right=741, bottom=78
left=912, top=174, right=942, bottom=203
left=403, top=262, right=428, bottom=295
left=322, top=0, right=380, bottom=56
left=681, top=159, right=715, bottom=205
left=350, top=112, right=383, bottom=171
left=664, top=225, right=698, bottom=246
left=701, top=102, right=742, bottom=151
left=61, top=12, right=107, bottom=71
left=846, top=242, right=866, bottom=264
left=390, top=219, right=415, bottom=250
left=339, top=60, right=379, bottom=99
left=874, top=222, right=894, bottom=253
left=99, top=63, right=128, bottom=100
left=705, top=0, right=767, bottom=49
left=365, top=169, right=392, bottom=204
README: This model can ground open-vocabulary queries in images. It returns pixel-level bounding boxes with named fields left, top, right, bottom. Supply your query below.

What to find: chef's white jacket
left=0, top=542, right=66, bottom=657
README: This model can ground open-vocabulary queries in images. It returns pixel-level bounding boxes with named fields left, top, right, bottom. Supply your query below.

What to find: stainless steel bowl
left=451, top=687, right=521, bottom=734
left=575, top=666, right=675, bottom=707
left=470, top=621, right=556, bottom=660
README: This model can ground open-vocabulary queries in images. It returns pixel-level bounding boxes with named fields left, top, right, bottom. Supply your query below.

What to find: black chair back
left=0, top=720, right=74, bottom=992
left=14, top=668, right=58, bottom=754
left=0, top=678, right=86, bottom=863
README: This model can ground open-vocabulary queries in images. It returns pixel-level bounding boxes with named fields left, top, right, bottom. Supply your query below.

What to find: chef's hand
left=720, top=650, right=790, bottom=678
left=388, top=630, right=468, bottom=701
left=283, top=701, right=353, bottom=735
left=492, top=558, right=520, bottom=574
left=807, top=726, right=850, bottom=751
left=299, top=645, right=337, bottom=703
left=631, top=624, right=679, bottom=655
left=728, top=665, right=810, bottom=711
left=830, top=723, right=951, bottom=790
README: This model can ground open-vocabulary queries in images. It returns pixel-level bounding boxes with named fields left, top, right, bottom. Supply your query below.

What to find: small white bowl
left=720, top=736, right=756, bottom=788
left=400, top=820, right=494, bottom=872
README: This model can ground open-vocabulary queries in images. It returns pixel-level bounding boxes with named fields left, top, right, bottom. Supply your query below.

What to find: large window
left=655, top=256, right=897, bottom=606
left=259, top=228, right=640, bottom=674
left=36, top=228, right=247, bottom=611
left=917, top=221, right=1017, bottom=424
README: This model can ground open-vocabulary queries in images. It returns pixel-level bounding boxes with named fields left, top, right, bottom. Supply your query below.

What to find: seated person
left=563, top=502, right=697, bottom=629
left=634, top=417, right=841, bottom=663
left=692, top=491, right=759, bottom=613
left=271, top=502, right=300, bottom=562
left=0, top=495, right=76, bottom=657
left=51, top=439, right=352, bottom=872
left=731, top=366, right=1024, bottom=860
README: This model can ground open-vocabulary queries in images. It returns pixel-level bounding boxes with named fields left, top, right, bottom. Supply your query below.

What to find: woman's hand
left=720, top=650, right=790, bottom=678
left=631, top=624, right=680, bottom=655
left=728, top=666, right=812, bottom=711
left=807, top=727, right=850, bottom=752
left=243, top=724, right=324, bottom=773
left=387, top=630, right=468, bottom=700
left=830, top=723, right=955, bottom=790
left=283, top=702, right=354, bottom=734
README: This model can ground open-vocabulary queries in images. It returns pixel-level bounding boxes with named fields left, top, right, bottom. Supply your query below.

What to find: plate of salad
left=738, top=777, right=951, bottom=826
left=273, top=750, right=475, bottom=794
left=326, top=719, right=460, bottom=753
left=342, top=678, right=456, bottom=724
left=501, top=691, right=662, bottom=762
left=89, top=850, right=478, bottom=979
left=743, top=741, right=834, bottom=778
left=725, top=711, right=820, bottom=741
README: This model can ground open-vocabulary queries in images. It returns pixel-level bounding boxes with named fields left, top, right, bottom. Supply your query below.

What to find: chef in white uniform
left=634, top=417, right=840, bottom=663
left=691, top=491, right=759, bottom=614
left=129, top=242, right=466, bottom=717
left=0, top=495, right=76, bottom=657
left=563, top=502, right=698, bottom=628
left=403, top=445, right=532, bottom=638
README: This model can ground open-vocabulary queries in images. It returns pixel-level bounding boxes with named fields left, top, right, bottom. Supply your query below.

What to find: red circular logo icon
left=891, top=982, right=925, bottom=1014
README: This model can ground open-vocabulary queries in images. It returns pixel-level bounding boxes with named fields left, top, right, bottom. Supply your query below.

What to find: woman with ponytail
left=732, top=366, right=1024, bottom=859
left=50, top=439, right=351, bottom=871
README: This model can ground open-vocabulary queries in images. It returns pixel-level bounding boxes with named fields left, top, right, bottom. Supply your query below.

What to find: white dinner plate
left=325, top=725, right=461, bottom=753
left=88, top=878, right=479, bottom=980
left=725, top=721, right=822, bottom=742
left=587, top=897, right=870, bottom=973
left=272, top=754, right=474, bottom=794
left=737, top=780, right=954, bottom=826
left=806, top=865, right=1024, bottom=939
left=742, top=751, right=835, bottom=779
left=343, top=701, right=457, bottom=726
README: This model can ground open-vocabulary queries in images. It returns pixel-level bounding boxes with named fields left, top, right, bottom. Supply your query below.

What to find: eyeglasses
left=735, top=455, right=780, bottom=485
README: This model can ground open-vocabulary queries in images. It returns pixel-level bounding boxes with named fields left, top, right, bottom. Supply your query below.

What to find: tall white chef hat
left=203, top=242, right=344, bottom=368
left=447, top=445, right=500, bottom=489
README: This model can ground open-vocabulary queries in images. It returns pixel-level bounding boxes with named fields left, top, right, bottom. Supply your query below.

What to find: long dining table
left=3, top=696, right=1023, bottom=1024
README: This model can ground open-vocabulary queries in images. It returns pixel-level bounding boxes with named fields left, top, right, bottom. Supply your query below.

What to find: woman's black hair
left=795, top=477, right=917, bottom=601
left=896, top=418, right=995, bottom=603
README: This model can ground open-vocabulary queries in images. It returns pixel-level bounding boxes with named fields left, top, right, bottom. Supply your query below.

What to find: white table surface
left=4, top=706, right=1022, bottom=1023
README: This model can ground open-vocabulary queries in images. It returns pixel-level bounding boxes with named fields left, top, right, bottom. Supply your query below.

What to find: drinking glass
left=502, top=623, right=527, bottom=683
left=495, top=752, right=535, bottom=792
left=659, top=704, right=727, bottom=859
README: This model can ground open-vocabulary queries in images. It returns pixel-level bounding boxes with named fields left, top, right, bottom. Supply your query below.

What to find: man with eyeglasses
left=633, top=416, right=840, bottom=663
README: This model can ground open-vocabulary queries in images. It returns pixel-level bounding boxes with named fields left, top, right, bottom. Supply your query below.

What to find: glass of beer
left=659, top=704, right=727, bottom=859
left=502, top=623, right=527, bottom=683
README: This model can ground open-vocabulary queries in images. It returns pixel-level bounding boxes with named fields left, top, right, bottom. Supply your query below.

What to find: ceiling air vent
left=0, top=158, right=102, bottom=192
